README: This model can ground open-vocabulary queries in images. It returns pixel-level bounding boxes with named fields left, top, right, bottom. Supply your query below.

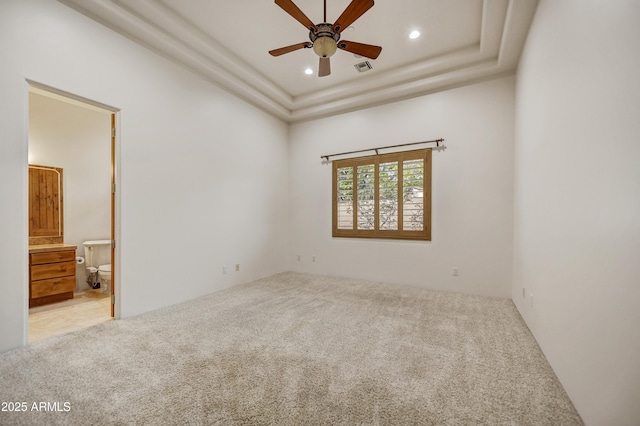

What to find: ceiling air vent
left=354, top=61, right=373, bottom=73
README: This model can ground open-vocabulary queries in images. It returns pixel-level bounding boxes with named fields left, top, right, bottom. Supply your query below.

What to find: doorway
left=27, top=84, right=118, bottom=342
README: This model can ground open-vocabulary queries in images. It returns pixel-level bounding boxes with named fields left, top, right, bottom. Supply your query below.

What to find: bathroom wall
left=288, top=76, right=515, bottom=298
left=29, top=91, right=112, bottom=291
left=0, top=0, right=289, bottom=353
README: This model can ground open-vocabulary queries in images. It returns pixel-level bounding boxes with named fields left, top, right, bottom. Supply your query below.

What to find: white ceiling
left=58, top=0, right=538, bottom=122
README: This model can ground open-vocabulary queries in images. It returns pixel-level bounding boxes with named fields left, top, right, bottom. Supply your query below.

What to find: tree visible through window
left=333, top=149, right=431, bottom=240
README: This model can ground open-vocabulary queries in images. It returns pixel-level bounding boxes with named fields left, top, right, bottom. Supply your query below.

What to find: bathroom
left=28, top=86, right=113, bottom=341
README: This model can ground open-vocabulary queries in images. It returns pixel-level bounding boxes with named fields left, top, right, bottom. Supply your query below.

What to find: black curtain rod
left=321, top=138, right=445, bottom=161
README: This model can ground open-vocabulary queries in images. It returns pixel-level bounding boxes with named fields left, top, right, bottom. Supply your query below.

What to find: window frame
left=332, top=148, right=432, bottom=241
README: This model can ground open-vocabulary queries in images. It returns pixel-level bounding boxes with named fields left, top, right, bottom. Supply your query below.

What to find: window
left=332, top=148, right=431, bottom=240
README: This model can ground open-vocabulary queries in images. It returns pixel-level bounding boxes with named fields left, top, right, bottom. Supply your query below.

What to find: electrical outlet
left=522, top=288, right=526, bottom=298
left=222, top=266, right=227, bottom=275
left=312, top=256, right=316, bottom=262
left=452, top=267, right=459, bottom=277
left=297, top=255, right=301, bottom=261
left=235, top=264, right=240, bottom=272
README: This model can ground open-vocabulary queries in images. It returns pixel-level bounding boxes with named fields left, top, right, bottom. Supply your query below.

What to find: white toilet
left=82, top=240, right=112, bottom=294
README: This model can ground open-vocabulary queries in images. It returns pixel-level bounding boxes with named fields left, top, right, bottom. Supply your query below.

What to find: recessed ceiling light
left=409, top=30, right=421, bottom=39
left=304, top=68, right=313, bottom=75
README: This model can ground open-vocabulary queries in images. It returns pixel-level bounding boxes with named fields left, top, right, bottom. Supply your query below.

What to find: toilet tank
left=82, top=240, right=111, bottom=268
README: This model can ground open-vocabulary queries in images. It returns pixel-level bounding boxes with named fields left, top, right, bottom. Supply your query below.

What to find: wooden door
left=29, top=165, right=64, bottom=245
left=110, top=113, right=116, bottom=318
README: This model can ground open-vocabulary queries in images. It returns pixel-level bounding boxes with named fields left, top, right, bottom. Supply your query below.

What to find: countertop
left=29, top=244, right=77, bottom=254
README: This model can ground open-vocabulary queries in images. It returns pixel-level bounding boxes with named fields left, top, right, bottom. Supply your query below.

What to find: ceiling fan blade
left=332, top=0, right=374, bottom=33
left=275, top=0, right=317, bottom=31
left=319, top=57, right=331, bottom=77
left=338, top=40, right=382, bottom=59
left=269, top=42, right=312, bottom=57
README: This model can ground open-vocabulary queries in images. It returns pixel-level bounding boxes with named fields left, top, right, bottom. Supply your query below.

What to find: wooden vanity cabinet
left=29, top=246, right=77, bottom=307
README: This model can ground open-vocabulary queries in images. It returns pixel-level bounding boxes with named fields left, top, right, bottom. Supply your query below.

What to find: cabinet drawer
left=31, top=261, right=75, bottom=281
left=31, top=250, right=75, bottom=265
left=31, top=276, right=75, bottom=299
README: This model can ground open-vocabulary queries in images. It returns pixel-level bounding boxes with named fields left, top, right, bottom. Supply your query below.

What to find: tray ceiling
left=58, top=0, right=538, bottom=122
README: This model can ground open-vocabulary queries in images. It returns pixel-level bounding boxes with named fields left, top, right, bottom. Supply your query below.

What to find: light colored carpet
left=0, top=272, right=582, bottom=425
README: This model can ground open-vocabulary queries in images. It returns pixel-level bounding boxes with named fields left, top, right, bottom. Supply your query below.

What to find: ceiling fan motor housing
left=310, top=23, right=340, bottom=57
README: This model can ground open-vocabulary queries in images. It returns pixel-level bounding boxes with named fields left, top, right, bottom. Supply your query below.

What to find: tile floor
left=29, top=289, right=112, bottom=343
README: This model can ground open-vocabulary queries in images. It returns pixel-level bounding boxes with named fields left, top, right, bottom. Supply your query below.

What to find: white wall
left=0, top=0, right=289, bottom=353
left=29, top=92, right=112, bottom=291
left=289, top=77, right=515, bottom=297
left=513, top=1, right=640, bottom=425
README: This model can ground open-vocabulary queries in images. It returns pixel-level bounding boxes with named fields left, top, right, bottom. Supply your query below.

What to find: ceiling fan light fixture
left=313, top=36, right=338, bottom=58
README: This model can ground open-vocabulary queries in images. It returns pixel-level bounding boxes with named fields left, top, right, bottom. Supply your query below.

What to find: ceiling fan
left=269, top=0, right=382, bottom=77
